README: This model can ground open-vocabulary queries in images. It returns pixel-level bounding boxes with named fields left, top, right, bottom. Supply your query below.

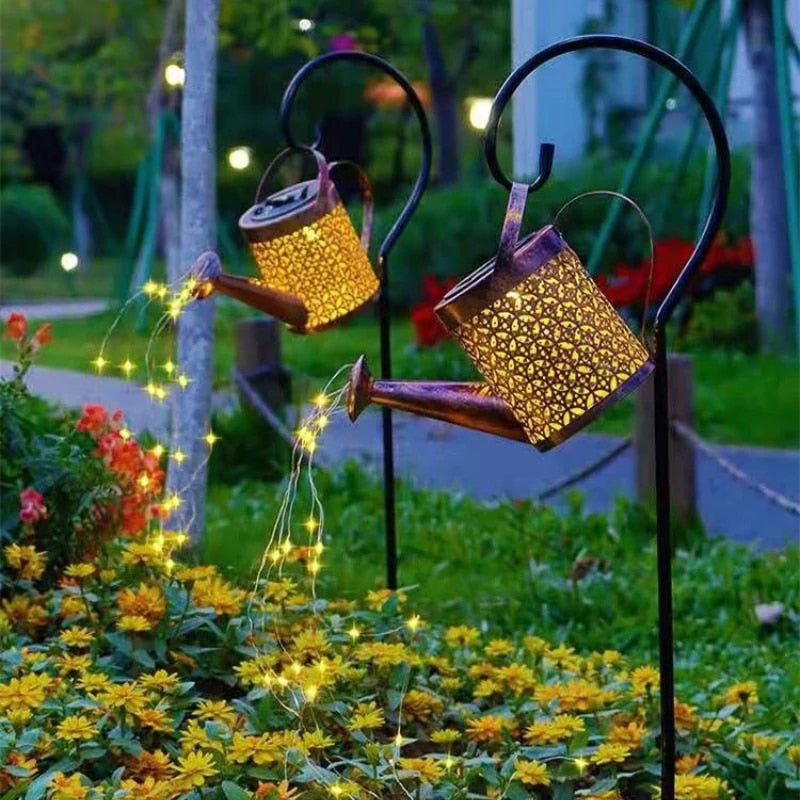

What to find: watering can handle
left=253, top=145, right=331, bottom=212
left=328, top=159, right=374, bottom=253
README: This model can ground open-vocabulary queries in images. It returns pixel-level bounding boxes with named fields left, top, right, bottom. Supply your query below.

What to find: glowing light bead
left=174, top=532, right=187, bottom=546
left=119, top=427, right=133, bottom=441
left=176, top=374, right=191, bottom=389
left=315, top=415, right=329, bottom=431
left=290, top=661, right=301, bottom=676
left=394, top=733, right=405, bottom=748
left=91, top=355, right=108, bottom=373
left=406, top=614, right=422, bottom=633
left=164, top=557, right=175, bottom=573
left=314, top=541, right=324, bottom=556
left=172, top=450, right=187, bottom=465
left=150, top=443, right=165, bottom=459
left=162, top=360, right=176, bottom=376
left=185, top=276, right=198, bottom=293
left=313, top=393, right=329, bottom=408
left=276, top=676, right=289, bottom=688
left=330, top=785, right=343, bottom=798
left=307, top=560, right=321, bottom=575
left=120, top=359, right=136, bottom=377
left=155, top=284, right=169, bottom=299
left=144, top=382, right=158, bottom=397
left=297, top=426, right=313, bottom=444
left=151, top=534, right=165, bottom=553
left=138, top=473, right=151, bottom=490
left=574, top=757, right=588, bottom=774
left=304, top=516, right=317, bottom=534
left=203, top=430, right=219, bottom=448
left=269, top=549, right=282, bottom=563
left=304, top=684, right=319, bottom=702
left=167, top=299, right=183, bottom=319
left=165, top=494, right=182, bottom=511
left=306, top=440, right=317, bottom=455
left=347, top=625, right=360, bottom=641
left=154, top=385, right=169, bottom=402
left=143, top=280, right=158, bottom=296
left=261, top=673, right=274, bottom=688
left=281, top=539, right=292, bottom=555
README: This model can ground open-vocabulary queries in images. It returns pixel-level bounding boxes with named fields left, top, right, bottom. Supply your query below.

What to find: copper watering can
left=193, top=146, right=379, bottom=334
left=347, top=183, right=654, bottom=451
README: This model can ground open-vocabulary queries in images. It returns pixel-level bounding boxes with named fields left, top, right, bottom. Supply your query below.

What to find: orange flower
left=76, top=405, right=108, bottom=436
left=31, top=322, right=52, bottom=349
left=3, top=312, right=26, bottom=341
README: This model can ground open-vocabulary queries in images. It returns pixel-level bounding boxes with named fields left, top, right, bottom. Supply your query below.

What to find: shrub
left=679, top=282, right=759, bottom=353
left=0, top=184, right=70, bottom=276
left=372, top=152, right=750, bottom=309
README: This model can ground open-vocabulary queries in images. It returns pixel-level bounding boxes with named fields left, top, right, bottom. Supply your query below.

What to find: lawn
left=2, top=296, right=798, bottom=448
left=204, top=466, right=800, bottom=721
left=1, top=258, right=122, bottom=302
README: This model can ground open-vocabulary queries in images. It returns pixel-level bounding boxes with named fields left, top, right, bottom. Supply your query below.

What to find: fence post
left=234, top=317, right=290, bottom=413
left=634, top=353, right=696, bottom=523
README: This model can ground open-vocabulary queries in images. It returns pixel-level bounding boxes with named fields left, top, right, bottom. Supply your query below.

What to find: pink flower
left=76, top=404, right=108, bottom=436
left=19, top=487, right=47, bottom=525
left=329, top=33, right=357, bottom=52
left=3, top=312, right=27, bottom=341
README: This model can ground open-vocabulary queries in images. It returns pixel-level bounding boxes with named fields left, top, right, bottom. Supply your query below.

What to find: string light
left=138, top=473, right=151, bottom=490
left=304, top=516, right=317, bottom=534
left=162, top=360, right=176, bottom=376
left=119, top=427, right=133, bottom=441
left=154, top=385, right=169, bottom=402
left=313, top=393, right=329, bottom=408
left=574, top=757, right=588, bottom=774
left=143, top=382, right=157, bottom=398
left=155, top=284, right=169, bottom=300
left=348, top=625, right=360, bottom=641
left=143, top=280, right=158, bottom=296
left=120, top=359, right=136, bottom=377
left=307, top=559, right=321, bottom=575
left=406, top=614, right=422, bottom=633
left=176, top=374, right=191, bottom=389
left=203, top=430, right=219, bottom=448
left=393, top=733, right=405, bottom=748
left=150, top=443, right=165, bottom=459
left=91, top=355, right=108, bottom=373
left=303, top=684, right=319, bottom=702
left=315, top=415, right=329, bottom=431
left=171, top=449, right=186, bottom=465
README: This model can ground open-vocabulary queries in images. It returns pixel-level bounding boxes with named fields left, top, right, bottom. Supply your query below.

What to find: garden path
left=2, top=360, right=797, bottom=550
left=0, top=299, right=109, bottom=320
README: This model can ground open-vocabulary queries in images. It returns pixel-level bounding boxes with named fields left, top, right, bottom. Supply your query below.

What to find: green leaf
left=221, top=781, right=252, bottom=800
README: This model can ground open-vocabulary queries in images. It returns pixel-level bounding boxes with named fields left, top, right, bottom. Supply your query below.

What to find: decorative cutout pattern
left=452, top=247, right=651, bottom=447
left=248, top=204, right=379, bottom=331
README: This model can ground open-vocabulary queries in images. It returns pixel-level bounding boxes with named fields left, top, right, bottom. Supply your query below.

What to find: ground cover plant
left=2, top=320, right=799, bottom=799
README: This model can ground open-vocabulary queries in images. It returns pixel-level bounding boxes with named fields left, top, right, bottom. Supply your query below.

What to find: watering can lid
left=239, top=178, right=320, bottom=230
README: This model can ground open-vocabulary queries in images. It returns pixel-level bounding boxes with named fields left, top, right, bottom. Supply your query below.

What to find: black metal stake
left=279, top=52, right=432, bottom=590
left=483, top=35, right=730, bottom=799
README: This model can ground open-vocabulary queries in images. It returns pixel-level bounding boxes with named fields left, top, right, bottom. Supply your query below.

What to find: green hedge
left=372, top=151, right=750, bottom=308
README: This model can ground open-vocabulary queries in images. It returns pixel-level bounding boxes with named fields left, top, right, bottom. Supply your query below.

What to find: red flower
left=3, top=312, right=27, bottom=341
left=19, top=487, right=47, bottom=525
left=410, top=275, right=456, bottom=348
left=76, top=405, right=108, bottom=436
left=120, top=494, right=147, bottom=536
left=31, top=323, right=53, bottom=350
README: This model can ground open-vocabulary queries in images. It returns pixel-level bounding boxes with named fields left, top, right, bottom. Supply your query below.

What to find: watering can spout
left=346, top=355, right=530, bottom=444
left=190, top=251, right=309, bottom=331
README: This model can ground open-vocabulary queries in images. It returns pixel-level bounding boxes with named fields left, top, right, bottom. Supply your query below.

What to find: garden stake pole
left=279, top=52, right=432, bottom=590
left=484, top=35, right=730, bottom=798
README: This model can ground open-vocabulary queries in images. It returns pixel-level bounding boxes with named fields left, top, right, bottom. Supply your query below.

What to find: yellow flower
left=124, top=749, right=174, bottom=780
left=723, top=680, right=759, bottom=707
left=100, top=682, right=147, bottom=713
left=674, top=701, right=697, bottom=730
left=465, top=714, right=516, bottom=744
left=591, top=742, right=632, bottom=765
left=523, top=635, right=549, bottom=655
left=117, top=583, right=166, bottom=623
left=609, top=718, right=647, bottom=749
left=174, top=749, right=218, bottom=788
left=444, top=625, right=481, bottom=648
left=47, top=771, right=90, bottom=800
left=76, top=672, right=111, bottom=695
left=118, top=614, right=153, bottom=632
left=496, top=662, right=537, bottom=694
left=56, top=715, right=97, bottom=742
left=254, top=780, right=300, bottom=800
left=57, top=653, right=92, bottom=674
left=354, top=642, right=421, bottom=668
left=397, top=757, right=444, bottom=783
left=403, top=689, right=444, bottom=722
left=513, top=759, right=550, bottom=787
left=671, top=774, right=730, bottom=800
left=348, top=700, right=384, bottom=731
left=138, top=669, right=181, bottom=693
left=474, top=678, right=501, bottom=699
left=0, top=672, right=53, bottom=711
left=180, top=720, right=222, bottom=752
left=64, top=563, right=96, bottom=579
left=537, top=678, right=617, bottom=712
left=6, top=706, right=33, bottom=726
left=59, top=594, right=85, bottom=620
left=191, top=575, right=245, bottom=616
left=2, top=595, right=48, bottom=631
left=119, top=776, right=171, bottom=800
left=135, top=707, right=173, bottom=732
left=193, top=699, right=238, bottom=727
left=788, top=744, right=800, bottom=766
left=525, top=714, right=585, bottom=744
left=301, top=728, right=335, bottom=751
left=4, top=544, right=47, bottom=580
left=366, top=587, right=406, bottom=610
left=544, top=644, right=581, bottom=672
left=430, top=728, right=461, bottom=744
left=484, top=638, right=514, bottom=658
left=630, top=665, right=660, bottom=697
left=676, top=753, right=701, bottom=773
left=59, top=627, right=94, bottom=649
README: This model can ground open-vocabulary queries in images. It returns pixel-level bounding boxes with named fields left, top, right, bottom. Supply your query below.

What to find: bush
left=679, top=282, right=759, bottom=353
left=372, top=152, right=750, bottom=309
left=0, top=184, right=70, bottom=276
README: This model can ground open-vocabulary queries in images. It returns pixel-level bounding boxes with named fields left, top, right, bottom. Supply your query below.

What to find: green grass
left=1, top=258, right=122, bottom=302
left=3, top=301, right=797, bottom=447
left=203, top=466, right=800, bottom=715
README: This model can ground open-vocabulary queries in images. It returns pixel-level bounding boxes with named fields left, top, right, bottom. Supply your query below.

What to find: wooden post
left=634, top=353, right=696, bottom=524
left=234, top=317, right=290, bottom=412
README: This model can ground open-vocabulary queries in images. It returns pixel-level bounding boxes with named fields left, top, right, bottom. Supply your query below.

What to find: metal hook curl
left=483, top=34, right=730, bottom=327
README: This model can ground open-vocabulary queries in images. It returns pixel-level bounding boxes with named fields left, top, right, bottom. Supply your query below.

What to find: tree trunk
left=166, top=0, right=218, bottom=543
left=71, top=122, right=93, bottom=267
left=744, top=0, right=793, bottom=352
left=422, top=19, right=461, bottom=186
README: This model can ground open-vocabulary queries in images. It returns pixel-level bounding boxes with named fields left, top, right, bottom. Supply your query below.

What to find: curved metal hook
left=280, top=51, right=432, bottom=265
left=483, top=34, right=730, bottom=326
